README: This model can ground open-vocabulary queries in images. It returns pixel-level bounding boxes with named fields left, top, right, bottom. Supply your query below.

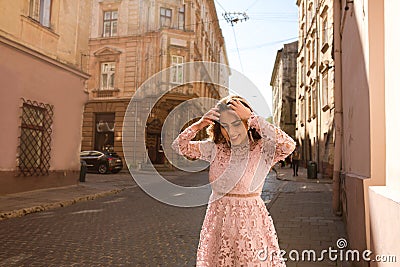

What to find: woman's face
left=219, top=110, right=248, bottom=146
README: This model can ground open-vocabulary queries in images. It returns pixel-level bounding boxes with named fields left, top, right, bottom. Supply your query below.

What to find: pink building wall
left=368, top=0, right=400, bottom=265
left=340, top=0, right=400, bottom=265
left=0, top=39, right=88, bottom=194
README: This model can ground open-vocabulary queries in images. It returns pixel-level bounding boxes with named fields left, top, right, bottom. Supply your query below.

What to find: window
left=306, top=42, right=311, bottom=71
left=160, top=7, right=172, bottom=28
left=308, top=3, right=313, bottom=28
left=178, top=6, right=185, bottom=30
left=100, top=62, right=115, bottom=90
left=103, top=11, right=118, bottom=37
left=299, top=24, right=304, bottom=43
left=301, top=63, right=305, bottom=85
left=312, top=85, right=316, bottom=117
left=322, top=71, right=329, bottom=108
left=322, top=15, right=328, bottom=45
left=171, top=56, right=184, bottom=83
left=95, top=113, right=115, bottom=152
left=300, top=97, right=304, bottom=125
left=311, top=39, right=315, bottom=63
left=18, top=99, right=53, bottom=176
left=307, top=90, right=312, bottom=121
left=29, top=0, right=51, bottom=27
left=314, top=38, right=317, bottom=63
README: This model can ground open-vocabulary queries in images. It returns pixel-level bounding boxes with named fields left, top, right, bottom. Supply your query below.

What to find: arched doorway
left=146, top=118, right=164, bottom=164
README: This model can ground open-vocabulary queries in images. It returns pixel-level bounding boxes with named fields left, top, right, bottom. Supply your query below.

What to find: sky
left=213, top=0, right=298, bottom=118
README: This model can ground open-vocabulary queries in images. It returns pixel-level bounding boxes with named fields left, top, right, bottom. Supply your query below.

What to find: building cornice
left=0, top=35, right=90, bottom=80
left=270, top=49, right=283, bottom=86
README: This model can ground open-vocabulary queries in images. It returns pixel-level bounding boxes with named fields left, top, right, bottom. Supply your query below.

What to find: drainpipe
left=332, top=0, right=344, bottom=215
left=315, top=1, right=320, bottom=175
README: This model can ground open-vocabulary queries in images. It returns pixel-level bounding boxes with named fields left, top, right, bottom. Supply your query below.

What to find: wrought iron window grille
left=17, top=98, right=54, bottom=176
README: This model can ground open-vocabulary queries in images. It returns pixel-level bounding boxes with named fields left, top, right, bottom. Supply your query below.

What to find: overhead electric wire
left=229, top=37, right=298, bottom=52
left=245, top=0, right=261, bottom=12
left=231, top=26, right=244, bottom=73
left=215, top=0, right=227, bottom=12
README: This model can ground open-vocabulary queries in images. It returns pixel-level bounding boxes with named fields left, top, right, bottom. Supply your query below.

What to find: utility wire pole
left=222, top=12, right=249, bottom=26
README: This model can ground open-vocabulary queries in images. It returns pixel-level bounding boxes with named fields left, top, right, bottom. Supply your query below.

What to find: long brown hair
left=206, top=95, right=261, bottom=144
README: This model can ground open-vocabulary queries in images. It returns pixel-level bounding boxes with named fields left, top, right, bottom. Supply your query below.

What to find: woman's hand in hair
left=227, top=99, right=252, bottom=121
left=192, top=107, right=220, bottom=131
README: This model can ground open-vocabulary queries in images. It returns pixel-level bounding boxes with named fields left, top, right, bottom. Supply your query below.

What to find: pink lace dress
left=172, top=113, right=296, bottom=266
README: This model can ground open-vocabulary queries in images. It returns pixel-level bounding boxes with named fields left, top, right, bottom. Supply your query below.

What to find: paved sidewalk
left=0, top=169, right=200, bottom=221
left=268, top=166, right=352, bottom=267
left=0, top=171, right=135, bottom=220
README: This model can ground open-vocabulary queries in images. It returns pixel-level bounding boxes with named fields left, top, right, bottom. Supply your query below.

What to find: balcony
left=92, top=88, right=120, bottom=98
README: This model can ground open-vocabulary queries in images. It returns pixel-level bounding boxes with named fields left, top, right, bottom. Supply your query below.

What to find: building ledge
left=0, top=35, right=89, bottom=79
left=369, top=185, right=400, bottom=204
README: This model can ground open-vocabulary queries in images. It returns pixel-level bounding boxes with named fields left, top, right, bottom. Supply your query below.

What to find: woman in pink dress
left=172, top=95, right=295, bottom=266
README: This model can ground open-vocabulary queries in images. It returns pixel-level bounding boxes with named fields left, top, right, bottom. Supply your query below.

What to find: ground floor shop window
left=95, top=113, right=115, bottom=151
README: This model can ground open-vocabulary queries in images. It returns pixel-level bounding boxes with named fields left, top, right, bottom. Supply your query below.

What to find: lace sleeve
left=171, top=124, right=215, bottom=162
left=247, top=113, right=296, bottom=165
left=272, top=125, right=296, bottom=165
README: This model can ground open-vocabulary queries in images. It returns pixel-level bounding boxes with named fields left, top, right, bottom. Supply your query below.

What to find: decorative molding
left=94, top=47, right=122, bottom=57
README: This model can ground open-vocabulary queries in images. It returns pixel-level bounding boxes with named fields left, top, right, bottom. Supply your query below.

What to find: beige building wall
left=0, top=0, right=91, bottom=70
left=0, top=0, right=91, bottom=194
left=270, top=41, right=298, bottom=139
left=83, top=0, right=229, bottom=170
left=296, top=0, right=335, bottom=177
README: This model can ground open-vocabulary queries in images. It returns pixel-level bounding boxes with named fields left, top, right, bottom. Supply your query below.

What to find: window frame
left=178, top=6, right=185, bottom=30
left=100, top=62, right=116, bottom=90
left=299, top=96, right=305, bottom=126
left=322, top=13, right=328, bottom=45
left=103, top=10, right=118, bottom=37
left=312, top=84, right=317, bottom=118
left=160, top=7, right=172, bottom=28
left=29, top=0, right=52, bottom=28
left=322, top=70, right=329, bottom=110
left=170, top=55, right=184, bottom=84
left=307, top=88, right=312, bottom=122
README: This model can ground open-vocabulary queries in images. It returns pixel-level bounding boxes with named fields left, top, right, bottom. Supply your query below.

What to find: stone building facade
left=82, top=0, right=229, bottom=170
left=270, top=41, right=298, bottom=141
left=0, top=0, right=91, bottom=194
left=296, top=0, right=335, bottom=178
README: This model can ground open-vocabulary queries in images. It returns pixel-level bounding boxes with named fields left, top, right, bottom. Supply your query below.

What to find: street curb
left=0, top=188, right=125, bottom=221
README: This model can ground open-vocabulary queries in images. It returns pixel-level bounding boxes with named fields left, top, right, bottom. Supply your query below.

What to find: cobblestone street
left=0, top=168, right=349, bottom=266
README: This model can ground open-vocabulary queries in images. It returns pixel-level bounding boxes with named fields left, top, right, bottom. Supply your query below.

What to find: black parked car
left=80, top=151, right=123, bottom=174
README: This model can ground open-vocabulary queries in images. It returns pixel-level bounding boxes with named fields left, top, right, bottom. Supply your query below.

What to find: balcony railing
left=92, top=88, right=120, bottom=98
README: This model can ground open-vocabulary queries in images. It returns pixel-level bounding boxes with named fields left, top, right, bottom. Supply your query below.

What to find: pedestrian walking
left=172, top=95, right=295, bottom=266
left=291, top=144, right=301, bottom=176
